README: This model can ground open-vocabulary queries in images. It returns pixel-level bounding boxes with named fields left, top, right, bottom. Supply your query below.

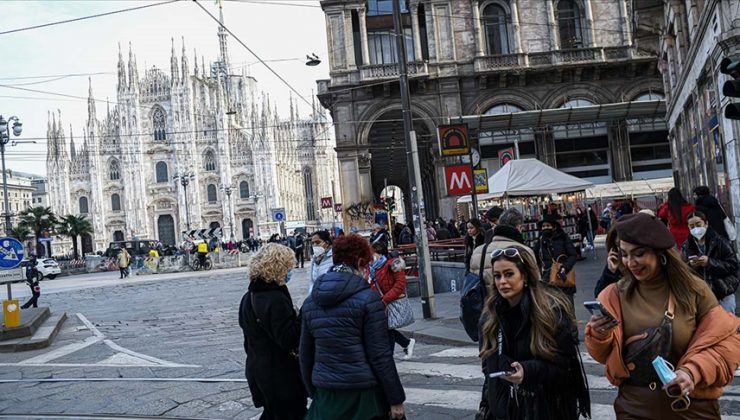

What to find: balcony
left=473, top=53, right=524, bottom=72
left=475, top=46, right=636, bottom=73
left=359, top=61, right=428, bottom=81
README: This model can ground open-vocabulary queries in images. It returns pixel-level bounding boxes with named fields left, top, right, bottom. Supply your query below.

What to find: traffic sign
left=334, top=203, right=343, bottom=213
left=0, top=237, right=24, bottom=269
left=271, top=208, right=286, bottom=222
left=0, top=268, right=22, bottom=283
left=320, top=197, right=333, bottom=209
left=444, top=164, right=473, bottom=196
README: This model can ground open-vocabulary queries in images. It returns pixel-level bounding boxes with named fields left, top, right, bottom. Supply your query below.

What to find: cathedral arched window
left=155, top=161, right=168, bottom=183
left=111, top=193, right=121, bottom=211
left=482, top=3, right=511, bottom=55
left=207, top=184, right=217, bottom=203
left=152, top=107, right=167, bottom=141
left=79, top=197, right=89, bottom=214
left=239, top=181, right=250, bottom=199
left=109, top=160, right=121, bottom=181
left=204, top=150, right=217, bottom=172
left=557, top=0, right=584, bottom=49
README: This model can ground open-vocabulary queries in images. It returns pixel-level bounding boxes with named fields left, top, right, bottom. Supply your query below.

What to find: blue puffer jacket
left=300, top=269, right=406, bottom=406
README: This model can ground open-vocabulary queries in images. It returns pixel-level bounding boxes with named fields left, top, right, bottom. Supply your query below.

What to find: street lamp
left=0, top=115, right=22, bottom=235
left=173, top=172, right=195, bottom=231
left=220, top=184, right=234, bottom=239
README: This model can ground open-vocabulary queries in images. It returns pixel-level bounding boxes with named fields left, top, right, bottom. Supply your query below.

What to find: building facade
left=45, top=9, right=338, bottom=254
left=655, top=0, right=740, bottom=243
left=0, top=171, right=35, bottom=229
left=317, top=0, right=668, bottom=225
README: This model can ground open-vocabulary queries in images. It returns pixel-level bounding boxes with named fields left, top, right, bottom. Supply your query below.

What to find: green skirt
left=306, top=387, right=389, bottom=420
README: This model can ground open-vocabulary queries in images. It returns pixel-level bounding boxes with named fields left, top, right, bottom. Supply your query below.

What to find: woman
left=238, top=243, right=305, bottom=420
left=117, top=248, right=131, bottom=279
left=308, top=230, right=333, bottom=295
left=576, top=207, right=589, bottom=250
left=300, top=234, right=406, bottom=420
left=426, top=221, right=437, bottom=241
left=593, top=226, right=621, bottom=298
left=369, top=241, right=416, bottom=360
left=465, top=218, right=486, bottom=272
left=657, top=187, right=695, bottom=247
left=586, top=213, right=740, bottom=419
left=479, top=245, right=590, bottom=420
left=533, top=214, right=578, bottom=306
left=682, top=211, right=738, bottom=313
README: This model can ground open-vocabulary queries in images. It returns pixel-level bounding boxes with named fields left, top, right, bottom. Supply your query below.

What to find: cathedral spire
left=289, top=92, right=295, bottom=123
left=88, top=77, right=97, bottom=122
left=193, top=48, right=199, bottom=78
left=69, top=125, right=76, bottom=160
left=217, top=0, right=230, bottom=70
left=47, top=111, right=56, bottom=161
left=128, top=42, right=138, bottom=91
left=117, top=42, right=126, bottom=93
left=181, top=36, right=189, bottom=82
left=170, top=37, right=179, bottom=85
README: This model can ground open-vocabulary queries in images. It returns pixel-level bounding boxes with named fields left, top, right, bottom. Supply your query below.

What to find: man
left=600, top=203, right=614, bottom=231
left=482, top=206, right=504, bottom=233
left=369, top=223, right=390, bottom=245
left=694, top=185, right=731, bottom=240
left=447, top=219, right=460, bottom=238
left=197, top=240, right=209, bottom=268
left=21, top=254, right=41, bottom=309
left=292, top=231, right=305, bottom=268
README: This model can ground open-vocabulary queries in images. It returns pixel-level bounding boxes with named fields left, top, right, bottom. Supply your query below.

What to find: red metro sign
left=444, top=164, right=473, bottom=196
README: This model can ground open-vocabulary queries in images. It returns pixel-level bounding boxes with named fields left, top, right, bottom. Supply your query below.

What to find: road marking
left=97, top=353, right=159, bottom=366
left=103, top=339, right=197, bottom=367
left=18, top=336, right=103, bottom=365
left=429, top=347, right=478, bottom=358
left=75, top=313, right=104, bottom=337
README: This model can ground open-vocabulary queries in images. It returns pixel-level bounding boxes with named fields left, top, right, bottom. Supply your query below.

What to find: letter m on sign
left=445, top=165, right=473, bottom=195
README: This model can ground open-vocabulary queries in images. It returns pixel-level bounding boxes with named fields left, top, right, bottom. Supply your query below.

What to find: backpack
left=460, top=242, right=491, bottom=342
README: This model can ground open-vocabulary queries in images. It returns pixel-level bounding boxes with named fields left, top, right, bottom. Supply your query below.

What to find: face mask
left=285, top=271, right=293, bottom=284
left=542, top=228, right=553, bottom=236
left=652, top=356, right=677, bottom=386
left=690, top=226, right=707, bottom=240
left=312, top=246, right=325, bottom=256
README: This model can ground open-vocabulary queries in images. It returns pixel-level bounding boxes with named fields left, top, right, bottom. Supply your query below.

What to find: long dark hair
left=667, top=187, right=688, bottom=221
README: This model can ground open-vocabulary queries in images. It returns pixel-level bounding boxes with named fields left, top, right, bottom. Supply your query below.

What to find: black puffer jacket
left=300, top=267, right=405, bottom=405
left=681, top=229, right=739, bottom=300
left=695, top=195, right=729, bottom=240
left=533, top=229, right=578, bottom=294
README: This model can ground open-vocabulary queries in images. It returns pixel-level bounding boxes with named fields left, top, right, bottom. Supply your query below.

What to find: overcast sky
left=1, top=0, right=329, bottom=177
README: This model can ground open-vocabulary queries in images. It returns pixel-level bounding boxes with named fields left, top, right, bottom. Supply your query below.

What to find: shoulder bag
left=623, top=294, right=674, bottom=386
left=372, top=266, right=415, bottom=330
left=549, top=254, right=576, bottom=288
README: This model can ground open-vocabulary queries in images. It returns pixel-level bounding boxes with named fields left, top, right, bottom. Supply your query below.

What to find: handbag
left=623, top=294, right=674, bottom=386
left=549, top=255, right=576, bottom=288
left=724, top=217, right=737, bottom=241
left=372, top=266, right=415, bottom=330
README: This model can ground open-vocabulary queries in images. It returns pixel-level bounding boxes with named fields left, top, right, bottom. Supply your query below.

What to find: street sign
left=0, top=237, right=24, bottom=269
left=320, top=197, right=333, bottom=209
left=271, top=208, right=286, bottom=222
left=474, top=168, right=489, bottom=193
left=0, top=268, right=22, bottom=283
left=438, top=124, right=470, bottom=156
left=444, top=165, right=473, bottom=196
left=499, top=148, right=514, bottom=165
left=334, top=203, right=343, bottom=213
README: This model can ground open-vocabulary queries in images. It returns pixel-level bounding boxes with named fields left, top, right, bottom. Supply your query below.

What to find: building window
left=303, top=168, right=316, bottom=220
left=152, top=107, right=166, bottom=141
left=111, top=193, right=121, bottom=211
left=482, top=3, right=511, bottom=55
left=155, top=161, right=168, bottom=183
left=556, top=0, right=583, bottom=49
left=368, top=29, right=415, bottom=64
left=207, top=184, right=217, bottom=203
left=239, top=181, right=250, bottom=199
left=204, top=150, right=216, bottom=171
left=79, top=196, right=89, bottom=214
left=367, top=0, right=407, bottom=16
left=109, top=160, right=121, bottom=181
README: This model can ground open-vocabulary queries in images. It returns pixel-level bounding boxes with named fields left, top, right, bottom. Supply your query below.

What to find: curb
left=0, top=307, right=50, bottom=341
left=0, top=312, right=67, bottom=353
left=400, top=328, right=473, bottom=347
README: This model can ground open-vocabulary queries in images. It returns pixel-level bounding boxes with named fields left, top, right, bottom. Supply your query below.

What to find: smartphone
left=688, top=255, right=698, bottom=261
left=488, top=370, right=516, bottom=378
left=584, top=301, right=617, bottom=322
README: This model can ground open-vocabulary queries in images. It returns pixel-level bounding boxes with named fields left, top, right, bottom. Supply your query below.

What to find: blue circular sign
left=274, top=212, right=285, bottom=221
left=0, top=237, right=25, bottom=269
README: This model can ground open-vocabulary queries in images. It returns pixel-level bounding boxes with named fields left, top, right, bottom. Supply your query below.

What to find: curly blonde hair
left=248, top=243, right=295, bottom=285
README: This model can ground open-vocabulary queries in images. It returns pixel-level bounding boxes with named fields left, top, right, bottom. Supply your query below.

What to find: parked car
left=21, top=258, right=62, bottom=280
left=104, top=239, right=157, bottom=258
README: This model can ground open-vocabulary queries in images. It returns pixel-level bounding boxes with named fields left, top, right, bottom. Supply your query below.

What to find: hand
left=695, top=256, right=709, bottom=267
left=607, top=250, right=619, bottom=273
left=390, top=404, right=405, bottom=419
left=502, top=361, right=524, bottom=385
left=666, top=369, right=694, bottom=396
left=587, top=315, right=618, bottom=339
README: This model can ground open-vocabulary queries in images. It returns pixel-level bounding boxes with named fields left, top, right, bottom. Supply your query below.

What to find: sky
left=1, top=0, right=330, bottom=177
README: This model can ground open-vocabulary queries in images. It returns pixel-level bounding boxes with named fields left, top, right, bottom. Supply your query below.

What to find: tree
left=18, top=206, right=58, bottom=257
left=56, top=215, right=93, bottom=260
left=9, top=225, right=31, bottom=242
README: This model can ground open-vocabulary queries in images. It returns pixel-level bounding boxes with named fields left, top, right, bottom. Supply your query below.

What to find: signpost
left=0, top=237, right=24, bottom=327
left=444, top=164, right=474, bottom=196
left=271, top=208, right=286, bottom=236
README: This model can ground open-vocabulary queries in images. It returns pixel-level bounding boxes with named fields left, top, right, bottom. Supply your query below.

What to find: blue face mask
left=652, top=356, right=677, bottom=385
left=285, top=271, right=293, bottom=284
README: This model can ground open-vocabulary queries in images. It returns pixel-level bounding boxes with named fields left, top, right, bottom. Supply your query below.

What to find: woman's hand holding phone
left=501, top=362, right=524, bottom=385
left=588, top=315, right=618, bottom=339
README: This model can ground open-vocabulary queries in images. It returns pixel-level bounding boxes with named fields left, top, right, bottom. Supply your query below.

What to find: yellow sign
left=3, top=299, right=20, bottom=328
left=438, top=124, right=470, bottom=156
left=474, top=169, right=489, bottom=193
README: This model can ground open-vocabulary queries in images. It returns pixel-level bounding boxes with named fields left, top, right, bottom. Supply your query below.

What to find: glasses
left=665, top=384, right=691, bottom=411
left=491, top=248, right=524, bottom=264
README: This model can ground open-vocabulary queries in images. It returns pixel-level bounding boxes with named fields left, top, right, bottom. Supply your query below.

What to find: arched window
left=204, top=150, right=216, bottom=171
left=155, top=161, right=168, bottom=183
left=482, top=3, right=510, bottom=55
left=79, top=196, right=89, bottom=214
left=109, top=160, right=120, bottom=181
left=239, top=181, right=250, bottom=199
left=152, top=107, right=166, bottom=140
left=111, top=193, right=121, bottom=211
left=207, top=184, right=217, bottom=203
left=634, top=92, right=665, bottom=101
left=557, top=0, right=583, bottom=49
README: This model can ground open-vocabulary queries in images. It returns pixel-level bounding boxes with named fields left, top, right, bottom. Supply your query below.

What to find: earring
left=524, top=282, right=528, bottom=288
left=660, top=254, right=667, bottom=266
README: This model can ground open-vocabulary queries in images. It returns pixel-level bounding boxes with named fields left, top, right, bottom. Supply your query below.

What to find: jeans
left=295, top=248, right=304, bottom=267
left=719, top=293, right=736, bottom=314
left=389, top=329, right=410, bottom=351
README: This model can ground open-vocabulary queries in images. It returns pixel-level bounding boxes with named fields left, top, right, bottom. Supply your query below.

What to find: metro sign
left=320, top=197, right=333, bottom=209
left=444, top=164, right=473, bottom=196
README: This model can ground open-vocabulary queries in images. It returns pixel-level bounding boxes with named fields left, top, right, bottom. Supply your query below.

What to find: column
left=410, top=4, right=423, bottom=61
left=471, top=0, right=484, bottom=56
left=338, top=154, right=361, bottom=230
left=619, top=0, right=632, bottom=46
left=609, top=121, right=632, bottom=181
left=583, top=0, right=597, bottom=47
left=511, top=0, right=523, bottom=54
left=545, top=0, right=558, bottom=51
left=358, top=7, right=370, bottom=65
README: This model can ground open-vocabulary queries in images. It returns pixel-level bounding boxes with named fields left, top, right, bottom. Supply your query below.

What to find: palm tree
left=9, top=225, right=31, bottom=242
left=57, top=215, right=93, bottom=260
left=18, top=206, right=58, bottom=256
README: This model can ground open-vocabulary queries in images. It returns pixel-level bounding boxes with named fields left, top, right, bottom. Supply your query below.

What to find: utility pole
left=392, top=0, right=436, bottom=319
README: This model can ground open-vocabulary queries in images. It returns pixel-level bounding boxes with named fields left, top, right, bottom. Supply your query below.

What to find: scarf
left=369, top=255, right=387, bottom=283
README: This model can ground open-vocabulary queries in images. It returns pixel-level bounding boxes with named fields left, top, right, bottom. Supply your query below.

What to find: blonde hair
left=248, top=243, right=295, bottom=285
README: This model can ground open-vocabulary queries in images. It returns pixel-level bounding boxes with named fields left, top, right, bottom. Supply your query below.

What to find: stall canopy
left=458, top=159, right=594, bottom=203
left=585, top=177, right=674, bottom=199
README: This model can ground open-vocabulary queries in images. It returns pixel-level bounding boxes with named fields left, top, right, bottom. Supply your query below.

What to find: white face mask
left=690, top=226, right=707, bottom=240
left=312, top=246, right=325, bottom=256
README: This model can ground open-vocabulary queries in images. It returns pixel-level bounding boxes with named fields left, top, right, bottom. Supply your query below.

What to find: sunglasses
left=665, top=384, right=691, bottom=412
left=491, top=248, right=524, bottom=264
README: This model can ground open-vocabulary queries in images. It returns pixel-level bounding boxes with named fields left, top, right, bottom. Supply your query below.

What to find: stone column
left=609, top=120, right=632, bottom=181
left=583, top=0, right=597, bottom=47
left=619, top=0, right=632, bottom=46
left=511, top=0, right=523, bottom=54
left=545, top=0, right=558, bottom=51
left=410, top=4, right=423, bottom=61
left=338, top=154, right=361, bottom=230
left=358, top=7, right=370, bottom=65
left=471, top=0, right=484, bottom=56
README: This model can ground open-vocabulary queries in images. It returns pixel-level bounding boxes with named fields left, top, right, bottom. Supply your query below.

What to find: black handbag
left=623, top=294, right=674, bottom=386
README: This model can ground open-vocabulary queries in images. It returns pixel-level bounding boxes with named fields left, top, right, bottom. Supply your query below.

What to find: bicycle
left=191, top=255, right=213, bottom=271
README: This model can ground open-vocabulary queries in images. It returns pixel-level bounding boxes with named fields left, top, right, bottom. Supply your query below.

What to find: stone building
left=317, top=0, right=668, bottom=224
left=0, top=171, right=35, bottom=230
left=45, top=7, right=338, bottom=254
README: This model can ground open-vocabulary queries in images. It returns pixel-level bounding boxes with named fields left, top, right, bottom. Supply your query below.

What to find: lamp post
left=173, top=172, right=195, bottom=231
left=0, top=115, right=22, bottom=235
left=220, top=184, right=234, bottom=239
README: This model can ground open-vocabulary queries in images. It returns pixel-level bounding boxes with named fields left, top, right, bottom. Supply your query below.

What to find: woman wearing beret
left=586, top=213, right=740, bottom=419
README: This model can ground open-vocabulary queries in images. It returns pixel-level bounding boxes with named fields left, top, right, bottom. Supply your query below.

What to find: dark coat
left=681, top=229, right=739, bottom=300
left=238, top=281, right=306, bottom=410
left=533, top=229, right=578, bottom=294
left=695, top=195, right=729, bottom=240
left=483, top=293, right=588, bottom=420
left=465, top=233, right=486, bottom=272
left=593, top=264, right=622, bottom=298
left=300, top=269, right=405, bottom=406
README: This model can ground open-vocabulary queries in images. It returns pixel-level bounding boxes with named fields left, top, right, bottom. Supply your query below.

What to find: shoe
left=403, top=338, right=415, bottom=360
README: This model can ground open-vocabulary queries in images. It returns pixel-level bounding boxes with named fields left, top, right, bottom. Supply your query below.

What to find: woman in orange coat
left=585, top=213, right=739, bottom=419
left=657, top=188, right=695, bottom=247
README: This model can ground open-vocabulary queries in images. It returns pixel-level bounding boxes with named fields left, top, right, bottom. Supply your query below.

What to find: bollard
left=3, top=299, right=21, bottom=328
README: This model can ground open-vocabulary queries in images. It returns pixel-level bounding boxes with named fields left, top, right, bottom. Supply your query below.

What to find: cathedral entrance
left=113, top=230, right=124, bottom=242
left=81, top=234, right=93, bottom=256
left=242, top=219, right=253, bottom=239
left=209, top=221, right=221, bottom=230
left=157, top=215, right=176, bottom=246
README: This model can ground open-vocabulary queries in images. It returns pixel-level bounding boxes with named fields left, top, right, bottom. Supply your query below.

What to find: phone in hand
left=488, top=370, right=516, bottom=378
left=584, top=300, right=617, bottom=323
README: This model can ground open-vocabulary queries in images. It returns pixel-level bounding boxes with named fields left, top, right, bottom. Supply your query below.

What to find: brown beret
left=615, top=213, right=675, bottom=250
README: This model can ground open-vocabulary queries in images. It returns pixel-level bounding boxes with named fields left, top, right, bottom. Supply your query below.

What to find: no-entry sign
left=444, top=165, right=473, bottom=196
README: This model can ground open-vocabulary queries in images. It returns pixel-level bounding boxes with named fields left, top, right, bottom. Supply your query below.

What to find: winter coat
left=117, top=251, right=131, bottom=268
left=593, top=264, right=622, bottom=298
left=238, top=280, right=306, bottom=409
left=470, top=225, right=534, bottom=290
left=533, top=229, right=577, bottom=294
left=695, top=195, right=729, bottom=240
left=483, top=293, right=588, bottom=420
left=657, top=202, right=695, bottom=247
left=309, top=248, right=333, bottom=295
left=300, top=268, right=406, bottom=406
left=398, top=227, right=414, bottom=245
left=681, top=228, right=739, bottom=300
left=370, top=257, right=406, bottom=305
left=465, top=233, right=486, bottom=272
left=369, top=229, right=390, bottom=245
left=436, top=227, right=451, bottom=240
left=586, top=283, right=740, bottom=400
